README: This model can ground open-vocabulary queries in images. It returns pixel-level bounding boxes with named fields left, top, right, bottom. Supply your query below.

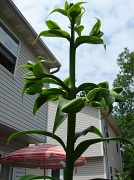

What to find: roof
left=0, top=0, right=61, bottom=70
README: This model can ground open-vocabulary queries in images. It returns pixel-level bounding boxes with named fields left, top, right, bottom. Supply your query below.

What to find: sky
left=12, top=0, right=134, bottom=88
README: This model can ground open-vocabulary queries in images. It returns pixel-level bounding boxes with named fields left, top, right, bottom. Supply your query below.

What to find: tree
left=113, top=48, right=134, bottom=180
left=8, top=2, right=133, bottom=180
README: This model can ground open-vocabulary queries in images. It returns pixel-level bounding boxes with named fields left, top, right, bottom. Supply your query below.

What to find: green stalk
left=47, top=74, right=70, bottom=92
left=64, top=22, right=76, bottom=180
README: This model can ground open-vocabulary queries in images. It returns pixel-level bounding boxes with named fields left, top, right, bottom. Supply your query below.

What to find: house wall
left=47, top=101, right=103, bottom=157
left=0, top=10, right=48, bottom=180
left=0, top=137, right=26, bottom=156
left=47, top=101, right=123, bottom=179
left=73, top=157, right=105, bottom=180
left=0, top=1, right=61, bottom=179
left=13, top=167, right=27, bottom=180
left=44, top=157, right=105, bottom=180
left=27, top=168, right=44, bottom=176
left=0, top=17, right=48, bottom=143
left=0, top=137, right=27, bottom=180
left=101, top=118, right=123, bottom=179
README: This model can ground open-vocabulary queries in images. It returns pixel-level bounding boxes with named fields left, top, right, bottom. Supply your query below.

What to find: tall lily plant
left=8, top=1, right=133, bottom=180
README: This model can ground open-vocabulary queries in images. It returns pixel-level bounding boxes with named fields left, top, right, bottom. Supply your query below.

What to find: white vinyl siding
left=13, top=167, right=27, bottom=180
left=101, top=118, right=123, bottom=179
left=47, top=101, right=103, bottom=157
left=73, top=157, right=105, bottom=180
left=0, top=39, right=48, bottom=143
left=44, top=157, right=104, bottom=180
left=27, top=168, right=44, bottom=176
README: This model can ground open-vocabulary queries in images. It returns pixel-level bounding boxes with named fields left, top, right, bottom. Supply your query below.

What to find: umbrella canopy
left=0, top=144, right=86, bottom=169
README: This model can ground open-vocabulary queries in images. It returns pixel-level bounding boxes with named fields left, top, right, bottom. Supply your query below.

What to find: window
left=0, top=164, right=11, bottom=180
left=104, top=123, right=109, bottom=143
left=0, top=23, right=19, bottom=74
left=110, top=166, right=113, bottom=180
left=116, top=142, right=119, bottom=152
left=52, top=169, right=60, bottom=179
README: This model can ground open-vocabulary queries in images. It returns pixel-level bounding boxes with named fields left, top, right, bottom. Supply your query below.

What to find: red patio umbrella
left=0, top=144, right=86, bottom=169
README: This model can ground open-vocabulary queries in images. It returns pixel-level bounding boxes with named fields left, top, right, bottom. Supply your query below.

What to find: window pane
left=0, top=26, right=19, bottom=56
left=0, top=45, right=16, bottom=74
left=52, top=169, right=60, bottom=179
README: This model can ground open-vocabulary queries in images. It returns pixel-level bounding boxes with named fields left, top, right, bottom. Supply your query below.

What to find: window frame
left=0, top=21, right=20, bottom=76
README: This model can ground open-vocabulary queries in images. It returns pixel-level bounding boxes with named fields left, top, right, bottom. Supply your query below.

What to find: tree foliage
left=113, top=48, right=134, bottom=179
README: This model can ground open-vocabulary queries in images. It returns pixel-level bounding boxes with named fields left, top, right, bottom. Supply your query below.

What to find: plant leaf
left=23, top=72, right=41, bottom=80
left=7, top=130, right=66, bottom=151
left=61, top=97, right=85, bottom=113
left=41, top=78, right=61, bottom=86
left=24, top=81, right=44, bottom=97
left=75, top=2, right=87, bottom=6
left=75, top=36, right=105, bottom=48
left=76, top=12, right=84, bottom=25
left=36, top=56, right=56, bottom=64
left=33, top=88, right=64, bottom=115
left=50, top=8, right=67, bottom=16
left=90, top=97, right=106, bottom=109
left=63, top=77, right=70, bottom=87
left=98, top=81, right=109, bottom=89
left=22, top=78, right=61, bottom=98
left=22, top=81, right=36, bottom=98
left=97, top=30, right=104, bottom=37
left=53, top=96, right=68, bottom=135
left=112, top=87, right=123, bottom=93
left=17, top=65, right=33, bottom=71
left=100, top=88, right=115, bottom=106
left=107, top=104, right=113, bottom=115
left=18, top=174, right=58, bottom=180
left=33, top=62, right=45, bottom=78
left=48, top=74, right=70, bottom=92
left=73, top=137, right=134, bottom=162
left=86, top=88, right=100, bottom=102
left=18, top=61, right=35, bottom=71
left=64, top=1, right=70, bottom=11
left=36, top=29, right=70, bottom=41
left=75, top=125, right=103, bottom=142
left=110, top=90, right=123, bottom=102
left=46, top=20, right=61, bottom=30
left=75, top=25, right=84, bottom=36
left=77, top=83, right=98, bottom=93
left=67, top=4, right=81, bottom=22
left=89, top=18, right=101, bottom=36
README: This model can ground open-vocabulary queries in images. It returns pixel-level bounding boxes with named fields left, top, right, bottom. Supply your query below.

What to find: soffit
left=0, top=123, right=43, bottom=145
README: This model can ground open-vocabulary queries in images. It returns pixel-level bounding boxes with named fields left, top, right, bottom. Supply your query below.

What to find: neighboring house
left=47, top=101, right=123, bottom=180
left=0, top=0, right=60, bottom=179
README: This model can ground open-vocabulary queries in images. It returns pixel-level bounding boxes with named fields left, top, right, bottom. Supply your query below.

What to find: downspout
left=50, top=66, right=60, bottom=74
